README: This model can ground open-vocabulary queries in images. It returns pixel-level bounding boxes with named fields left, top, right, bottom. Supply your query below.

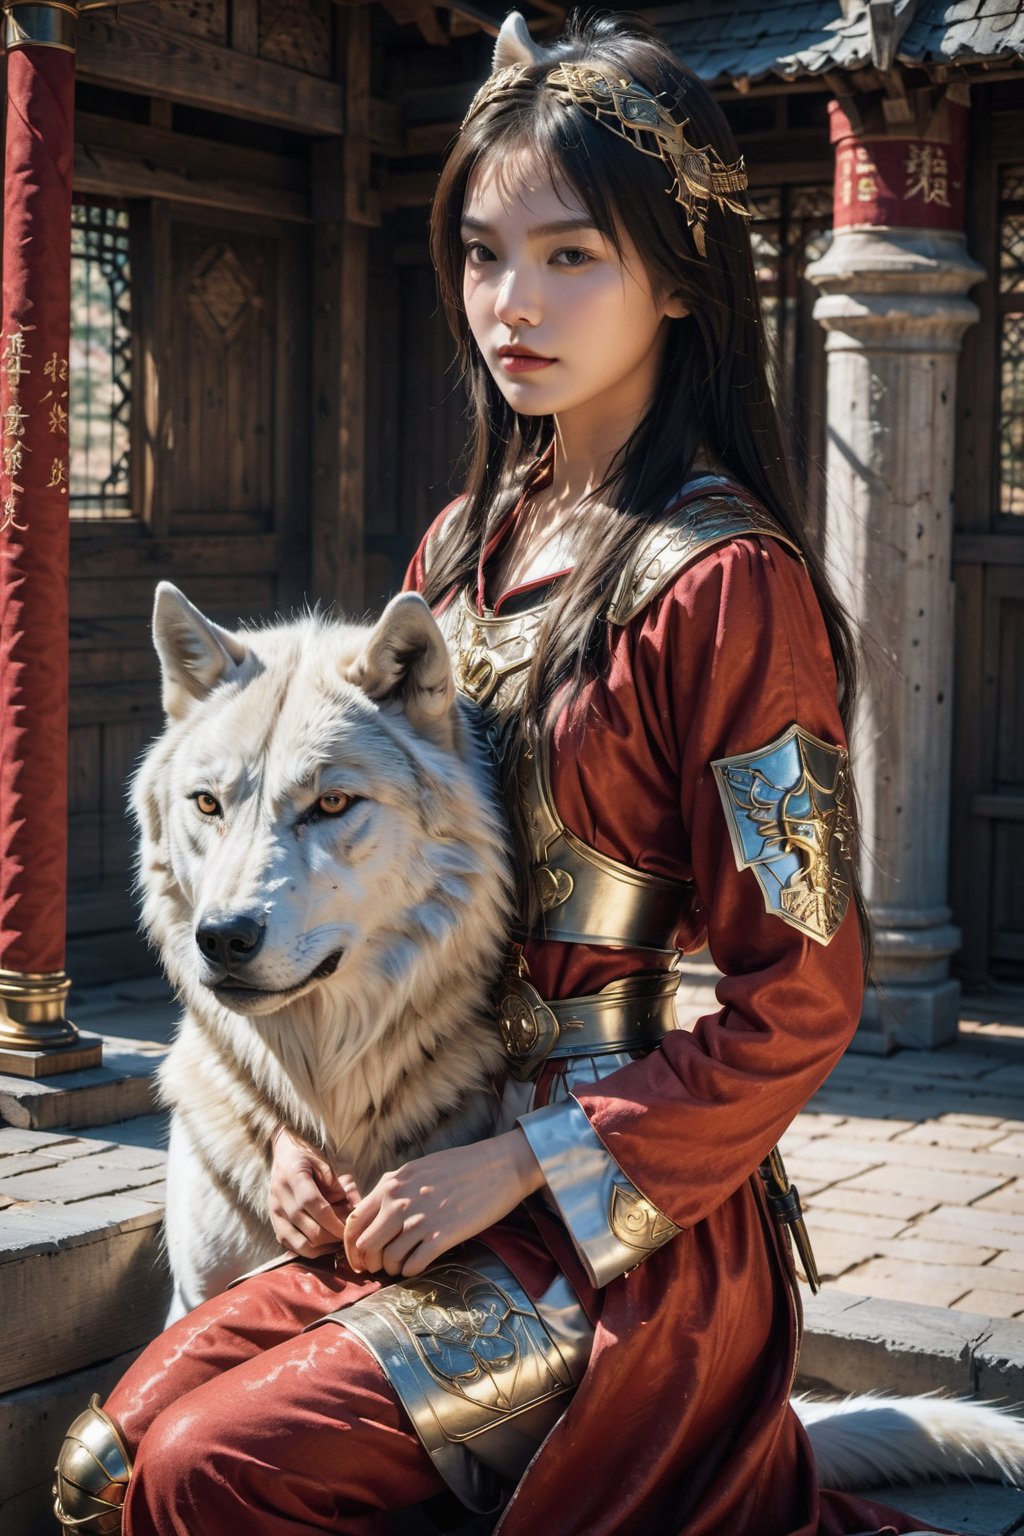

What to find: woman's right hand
left=268, top=1124, right=360, bottom=1257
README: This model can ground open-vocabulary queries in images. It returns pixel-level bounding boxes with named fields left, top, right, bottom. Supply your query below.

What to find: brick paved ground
left=780, top=1000, right=1024, bottom=1319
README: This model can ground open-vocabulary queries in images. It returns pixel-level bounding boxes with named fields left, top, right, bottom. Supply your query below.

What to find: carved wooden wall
left=67, top=200, right=309, bottom=982
left=158, top=0, right=228, bottom=44
left=364, top=210, right=466, bottom=608
left=259, top=0, right=334, bottom=77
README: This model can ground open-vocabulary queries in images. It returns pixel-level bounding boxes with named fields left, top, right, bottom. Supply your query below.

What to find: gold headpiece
left=460, top=17, right=751, bottom=258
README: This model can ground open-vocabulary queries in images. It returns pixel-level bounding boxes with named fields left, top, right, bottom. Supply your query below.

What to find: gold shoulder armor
left=607, top=492, right=802, bottom=627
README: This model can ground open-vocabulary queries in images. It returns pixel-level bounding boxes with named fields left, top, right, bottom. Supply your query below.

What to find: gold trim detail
left=545, top=65, right=749, bottom=258
left=497, top=979, right=551, bottom=1066
left=608, top=1183, right=679, bottom=1252
left=607, top=492, right=803, bottom=626
left=333, top=1254, right=575, bottom=1431
left=0, top=967, right=79, bottom=1050
left=712, top=723, right=853, bottom=945
left=462, top=61, right=751, bottom=258
left=759, top=1145, right=820, bottom=1295
left=3, top=1, right=79, bottom=53
left=496, top=969, right=680, bottom=1080
left=521, top=740, right=689, bottom=953
left=435, top=576, right=693, bottom=955
left=535, top=864, right=574, bottom=912
left=315, top=1246, right=590, bottom=1512
left=437, top=591, right=549, bottom=722
left=53, top=1394, right=132, bottom=1534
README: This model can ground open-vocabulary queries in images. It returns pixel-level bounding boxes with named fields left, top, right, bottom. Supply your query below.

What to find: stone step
left=0, top=981, right=177, bottom=1132
left=0, top=1036, right=167, bottom=1131
left=0, top=1116, right=171, bottom=1397
left=798, top=1287, right=1024, bottom=1402
left=859, top=1479, right=1024, bottom=1535
left=1, top=1348, right=140, bottom=1536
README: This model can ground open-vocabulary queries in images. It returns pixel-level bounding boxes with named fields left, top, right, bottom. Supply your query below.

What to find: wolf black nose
left=196, top=913, right=265, bottom=969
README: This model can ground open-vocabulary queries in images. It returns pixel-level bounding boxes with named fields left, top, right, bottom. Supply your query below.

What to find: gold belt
left=496, top=971, right=680, bottom=1080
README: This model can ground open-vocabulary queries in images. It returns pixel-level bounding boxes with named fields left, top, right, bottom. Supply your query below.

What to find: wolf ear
left=493, top=12, right=545, bottom=68
left=152, top=582, right=250, bottom=720
left=352, top=593, right=457, bottom=747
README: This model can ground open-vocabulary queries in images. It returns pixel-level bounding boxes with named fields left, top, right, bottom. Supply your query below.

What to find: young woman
left=54, top=12, right=943, bottom=1535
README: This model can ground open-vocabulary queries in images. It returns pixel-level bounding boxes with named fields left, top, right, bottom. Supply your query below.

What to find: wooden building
left=47, top=1, right=1023, bottom=1026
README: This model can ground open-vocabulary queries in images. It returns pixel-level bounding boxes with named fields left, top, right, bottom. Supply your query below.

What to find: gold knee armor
left=53, top=1394, right=132, bottom=1533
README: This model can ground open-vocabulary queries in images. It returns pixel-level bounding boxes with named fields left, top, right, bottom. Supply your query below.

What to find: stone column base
left=853, top=977, right=961, bottom=1054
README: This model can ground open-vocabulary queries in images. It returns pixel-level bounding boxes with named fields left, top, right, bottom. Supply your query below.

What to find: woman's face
left=461, top=150, right=685, bottom=434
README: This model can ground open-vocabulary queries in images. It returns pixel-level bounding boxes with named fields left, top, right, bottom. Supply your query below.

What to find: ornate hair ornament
left=461, top=12, right=751, bottom=258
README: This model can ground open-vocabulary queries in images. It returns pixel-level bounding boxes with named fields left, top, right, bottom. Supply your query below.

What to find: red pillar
left=0, top=0, right=99, bottom=1071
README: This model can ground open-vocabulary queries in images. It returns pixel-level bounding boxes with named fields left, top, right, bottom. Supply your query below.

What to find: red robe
left=105, top=484, right=943, bottom=1536
left=404, top=490, right=935, bottom=1536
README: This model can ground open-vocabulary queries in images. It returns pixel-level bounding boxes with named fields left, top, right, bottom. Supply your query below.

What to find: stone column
left=807, top=92, right=984, bottom=1050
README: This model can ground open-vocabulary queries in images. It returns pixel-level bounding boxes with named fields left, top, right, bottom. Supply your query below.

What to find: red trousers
left=105, top=1256, right=447, bottom=1535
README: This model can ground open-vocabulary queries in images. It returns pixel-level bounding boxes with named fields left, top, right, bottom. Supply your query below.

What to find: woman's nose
left=493, top=267, right=542, bottom=329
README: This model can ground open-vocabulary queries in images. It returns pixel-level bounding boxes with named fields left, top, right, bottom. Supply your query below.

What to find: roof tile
left=657, top=0, right=1024, bottom=81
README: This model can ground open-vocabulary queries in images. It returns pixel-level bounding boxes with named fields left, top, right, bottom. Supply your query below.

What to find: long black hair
left=424, top=10, right=870, bottom=963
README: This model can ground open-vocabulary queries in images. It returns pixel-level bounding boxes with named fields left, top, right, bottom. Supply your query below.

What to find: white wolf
left=138, top=582, right=512, bottom=1319
left=138, top=583, right=1024, bottom=1503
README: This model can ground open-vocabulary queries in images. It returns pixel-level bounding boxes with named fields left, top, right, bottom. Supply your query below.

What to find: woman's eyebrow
left=460, top=215, right=600, bottom=238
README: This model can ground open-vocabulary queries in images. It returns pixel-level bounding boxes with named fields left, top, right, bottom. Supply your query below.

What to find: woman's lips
left=500, top=353, right=556, bottom=373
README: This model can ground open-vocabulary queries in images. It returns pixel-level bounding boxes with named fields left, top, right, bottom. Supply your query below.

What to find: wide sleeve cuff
left=517, top=1096, right=680, bottom=1288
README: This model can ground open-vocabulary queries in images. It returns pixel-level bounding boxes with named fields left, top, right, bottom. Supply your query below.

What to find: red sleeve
left=572, top=537, right=864, bottom=1229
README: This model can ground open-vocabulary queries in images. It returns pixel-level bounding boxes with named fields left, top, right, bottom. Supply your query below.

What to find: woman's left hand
left=343, top=1130, right=545, bottom=1278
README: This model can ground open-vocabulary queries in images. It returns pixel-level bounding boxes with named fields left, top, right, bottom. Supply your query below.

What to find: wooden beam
left=77, top=11, right=345, bottom=134
left=67, top=530, right=284, bottom=579
left=76, top=110, right=308, bottom=192
left=74, top=141, right=310, bottom=221
left=74, top=111, right=311, bottom=220
left=402, top=120, right=459, bottom=156
left=380, top=168, right=438, bottom=209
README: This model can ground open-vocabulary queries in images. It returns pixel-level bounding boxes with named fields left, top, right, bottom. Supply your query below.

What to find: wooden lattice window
left=749, top=186, right=832, bottom=399
left=70, top=200, right=133, bottom=519
left=998, top=166, right=1024, bottom=517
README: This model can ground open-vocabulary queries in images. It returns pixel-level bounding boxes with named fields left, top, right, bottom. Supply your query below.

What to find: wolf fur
left=794, top=1392, right=1024, bottom=1491
left=138, top=584, right=1024, bottom=1500
left=137, top=583, right=512, bottom=1318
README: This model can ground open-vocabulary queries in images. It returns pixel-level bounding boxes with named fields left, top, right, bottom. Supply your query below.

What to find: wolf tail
left=794, top=1393, right=1024, bottom=1490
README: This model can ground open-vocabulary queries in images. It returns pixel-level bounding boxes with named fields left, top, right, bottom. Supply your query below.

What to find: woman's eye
left=554, top=248, right=594, bottom=268
left=317, top=791, right=352, bottom=817
left=464, top=241, right=496, bottom=265
left=193, top=792, right=221, bottom=817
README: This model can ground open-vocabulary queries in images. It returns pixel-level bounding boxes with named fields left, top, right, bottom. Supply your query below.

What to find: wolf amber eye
left=195, top=792, right=220, bottom=816
left=318, top=791, right=351, bottom=817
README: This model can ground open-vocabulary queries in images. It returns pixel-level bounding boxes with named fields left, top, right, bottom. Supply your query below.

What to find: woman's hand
left=343, top=1130, right=545, bottom=1278
left=268, top=1124, right=360, bottom=1258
